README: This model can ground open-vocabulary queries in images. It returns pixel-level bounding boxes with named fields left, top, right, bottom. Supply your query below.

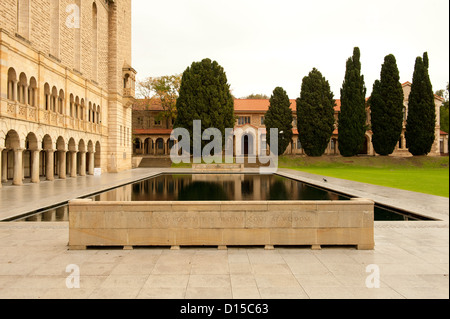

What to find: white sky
left=132, top=0, right=449, bottom=99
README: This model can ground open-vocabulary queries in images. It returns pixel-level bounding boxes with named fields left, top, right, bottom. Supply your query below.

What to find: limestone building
left=0, top=0, right=136, bottom=187
left=132, top=83, right=445, bottom=158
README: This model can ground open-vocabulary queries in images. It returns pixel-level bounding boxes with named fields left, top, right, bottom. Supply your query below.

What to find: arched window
left=75, top=97, right=80, bottom=119
left=44, top=83, right=50, bottom=110
left=80, top=99, right=85, bottom=120
left=50, top=0, right=60, bottom=57
left=70, top=94, right=74, bottom=117
left=58, top=90, right=65, bottom=114
left=7, top=68, right=17, bottom=101
left=96, top=106, right=101, bottom=124
left=28, top=77, right=37, bottom=107
left=17, top=0, right=30, bottom=39
left=18, top=73, right=27, bottom=104
left=88, top=102, right=92, bottom=122
left=92, top=3, right=98, bottom=81
left=51, top=87, right=58, bottom=112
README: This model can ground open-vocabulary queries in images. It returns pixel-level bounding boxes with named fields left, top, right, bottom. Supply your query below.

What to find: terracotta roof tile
left=133, top=129, right=172, bottom=135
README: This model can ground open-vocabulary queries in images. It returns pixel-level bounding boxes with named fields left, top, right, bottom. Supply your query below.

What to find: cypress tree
left=296, top=68, right=336, bottom=157
left=369, top=54, right=404, bottom=156
left=264, top=87, right=293, bottom=156
left=338, top=47, right=368, bottom=157
left=405, top=53, right=437, bottom=156
left=174, top=58, right=235, bottom=152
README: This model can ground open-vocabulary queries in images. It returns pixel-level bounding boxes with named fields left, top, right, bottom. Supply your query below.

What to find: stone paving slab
left=0, top=222, right=447, bottom=299
left=0, top=167, right=448, bottom=299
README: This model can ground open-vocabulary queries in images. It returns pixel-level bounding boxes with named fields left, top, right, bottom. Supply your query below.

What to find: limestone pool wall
left=68, top=198, right=375, bottom=250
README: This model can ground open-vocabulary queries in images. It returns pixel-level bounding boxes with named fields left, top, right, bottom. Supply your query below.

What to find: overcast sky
left=132, top=0, right=449, bottom=99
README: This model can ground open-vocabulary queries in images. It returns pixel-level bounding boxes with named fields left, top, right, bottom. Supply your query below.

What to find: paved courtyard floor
left=0, top=168, right=448, bottom=299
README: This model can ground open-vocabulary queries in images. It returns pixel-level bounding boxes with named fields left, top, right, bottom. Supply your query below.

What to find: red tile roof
left=441, top=130, right=449, bottom=136
left=134, top=129, right=172, bottom=135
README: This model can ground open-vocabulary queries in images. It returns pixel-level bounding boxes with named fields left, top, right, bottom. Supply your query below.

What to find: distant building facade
left=132, top=83, right=445, bottom=158
left=1, top=0, right=136, bottom=187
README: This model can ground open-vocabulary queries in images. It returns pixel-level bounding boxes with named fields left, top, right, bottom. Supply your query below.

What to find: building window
left=238, top=116, right=251, bottom=125
left=154, top=119, right=161, bottom=126
left=261, top=116, right=265, bottom=125
left=297, top=139, right=302, bottom=150
left=137, top=117, right=143, bottom=126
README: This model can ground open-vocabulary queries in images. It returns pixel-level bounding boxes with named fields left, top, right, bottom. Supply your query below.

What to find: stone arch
left=56, top=136, right=66, bottom=151
left=51, top=86, right=58, bottom=112
left=42, top=134, right=53, bottom=151
left=80, top=98, right=85, bottom=120
left=78, top=139, right=86, bottom=153
left=143, top=137, right=153, bottom=155
left=155, top=138, right=165, bottom=155
left=7, top=68, right=17, bottom=101
left=74, top=96, right=80, bottom=119
left=68, top=138, right=77, bottom=152
left=69, top=94, right=74, bottom=117
left=58, top=89, right=65, bottom=114
left=5, top=130, right=21, bottom=150
left=18, top=72, right=27, bottom=104
left=88, top=102, right=93, bottom=122
left=44, top=83, right=51, bottom=110
left=96, top=105, right=101, bottom=124
left=25, top=132, right=38, bottom=151
left=28, top=77, right=37, bottom=107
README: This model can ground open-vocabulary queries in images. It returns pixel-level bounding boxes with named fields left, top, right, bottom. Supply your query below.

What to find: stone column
left=59, top=151, right=66, bottom=179
left=46, top=150, right=54, bottom=181
left=31, top=150, right=40, bottom=183
left=70, top=151, right=77, bottom=178
left=80, top=152, right=86, bottom=176
left=13, top=149, right=24, bottom=186
left=1, top=150, right=7, bottom=183
left=88, top=152, right=95, bottom=175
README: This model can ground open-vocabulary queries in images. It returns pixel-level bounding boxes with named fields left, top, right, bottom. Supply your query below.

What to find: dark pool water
left=14, top=174, right=430, bottom=222
left=92, top=174, right=349, bottom=202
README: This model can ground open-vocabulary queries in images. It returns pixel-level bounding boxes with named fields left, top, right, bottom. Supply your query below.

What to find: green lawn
left=279, top=156, right=449, bottom=198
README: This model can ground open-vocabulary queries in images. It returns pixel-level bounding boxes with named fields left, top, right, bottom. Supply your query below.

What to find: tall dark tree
left=338, top=47, right=368, bottom=157
left=296, top=68, right=336, bottom=157
left=405, top=53, right=437, bottom=156
left=174, top=58, right=235, bottom=152
left=264, top=87, right=293, bottom=156
left=369, top=54, right=404, bottom=156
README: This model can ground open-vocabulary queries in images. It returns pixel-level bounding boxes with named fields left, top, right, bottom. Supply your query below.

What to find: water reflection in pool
left=92, top=174, right=350, bottom=202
